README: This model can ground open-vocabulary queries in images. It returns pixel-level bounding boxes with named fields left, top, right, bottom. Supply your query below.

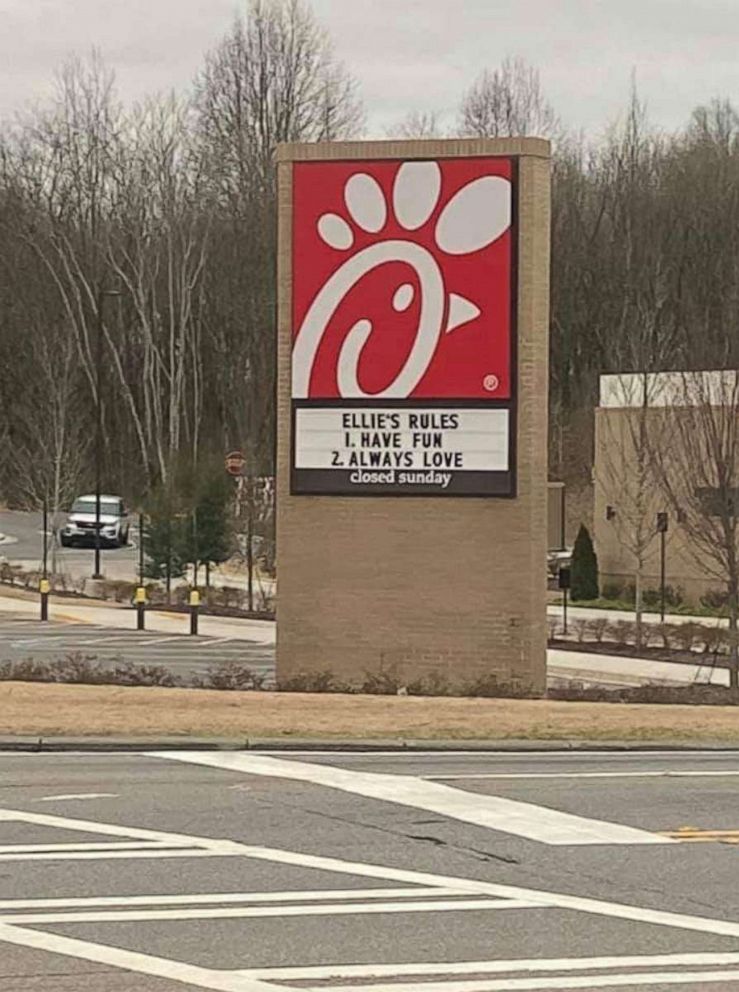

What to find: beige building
left=594, top=371, right=739, bottom=606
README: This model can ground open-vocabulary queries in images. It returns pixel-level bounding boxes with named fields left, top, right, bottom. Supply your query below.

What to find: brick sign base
left=276, top=137, right=550, bottom=694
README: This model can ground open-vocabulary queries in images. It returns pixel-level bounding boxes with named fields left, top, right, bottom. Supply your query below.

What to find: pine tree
left=571, top=524, right=599, bottom=601
left=142, top=488, right=188, bottom=589
left=192, top=474, right=233, bottom=581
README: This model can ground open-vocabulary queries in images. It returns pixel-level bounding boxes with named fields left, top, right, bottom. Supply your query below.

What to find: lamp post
left=657, top=511, right=669, bottom=622
left=40, top=493, right=49, bottom=621
left=92, top=288, right=121, bottom=579
left=136, top=510, right=146, bottom=631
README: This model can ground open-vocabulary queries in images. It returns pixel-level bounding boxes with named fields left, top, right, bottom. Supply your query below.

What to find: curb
left=1, top=737, right=738, bottom=753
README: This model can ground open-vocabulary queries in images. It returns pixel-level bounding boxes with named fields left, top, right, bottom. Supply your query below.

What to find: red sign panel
left=290, top=155, right=517, bottom=497
left=292, top=157, right=513, bottom=401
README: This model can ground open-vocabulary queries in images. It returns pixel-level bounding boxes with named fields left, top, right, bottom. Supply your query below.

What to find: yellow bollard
left=135, top=586, right=147, bottom=630
left=39, top=578, right=50, bottom=622
left=189, top=589, right=200, bottom=635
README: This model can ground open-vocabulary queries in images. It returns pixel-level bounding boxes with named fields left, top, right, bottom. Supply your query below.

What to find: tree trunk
left=729, top=580, right=739, bottom=692
left=246, top=503, right=254, bottom=614
left=634, top=567, right=643, bottom=651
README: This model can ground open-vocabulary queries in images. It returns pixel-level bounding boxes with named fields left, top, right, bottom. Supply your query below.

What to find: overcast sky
left=0, top=0, right=737, bottom=137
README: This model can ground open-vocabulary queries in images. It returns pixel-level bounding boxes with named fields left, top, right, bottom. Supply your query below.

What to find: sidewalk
left=0, top=589, right=728, bottom=683
left=547, top=647, right=727, bottom=688
left=0, top=592, right=275, bottom=645
left=547, top=603, right=726, bottom=627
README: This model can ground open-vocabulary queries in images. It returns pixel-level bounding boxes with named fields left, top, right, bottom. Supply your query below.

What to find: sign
left=290, top=155, right=517, bottom=496
left=225, top=451, right=246, bottom=477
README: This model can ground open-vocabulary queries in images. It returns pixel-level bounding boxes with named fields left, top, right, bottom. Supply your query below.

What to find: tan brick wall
left=593, top=406, right=725, bottom=606
left=276, top=138, right=551, bottom=693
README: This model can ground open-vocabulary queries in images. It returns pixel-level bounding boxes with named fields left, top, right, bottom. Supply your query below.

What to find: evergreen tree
left=571, top=524, right=599, bottom=601
left=191, top=473, right=233, bottom=581
left=142, top=488, right=188, bottom=587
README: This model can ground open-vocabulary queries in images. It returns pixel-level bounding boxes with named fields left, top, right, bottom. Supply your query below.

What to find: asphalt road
left=0, top=616, right=275, bottom=683
left=0, top=509, right=138, bottom=581
left=1, top=749, right=739, bottom=990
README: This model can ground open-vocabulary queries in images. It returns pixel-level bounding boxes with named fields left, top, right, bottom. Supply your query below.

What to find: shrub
left=276, top=670, right=348, bottom=693
left=611, top=620, right=635, bottom=645
left=570, top=525, right=599, bottom=601
left=620, top=583, right=636, bottom=605
left=701, top=588, right=730, bottom=612
left=601, top=581, right=623, bottom=602
left=108, top=662, right=179, bottom=687
left=700, top=625, right=725, bottom=655
left=0, top=654, right=180, bottom=687
left=406, top=670, right=452, bottom=696
left=215, top=586, right=247, bottom=610
left=0, top=658, right=53, bottom=682
left=587, top=617, right=610, bottom=643
left=571, top=619, right=590, bottom=643
left=672, top=623, right=703, bottom=653
left=547, top=683, right=737, bottom=705
left=360, top=665, right=403, bottom=695
left=642, top=585, right=683, bottom=610
left=194, top=661, right=265, bottom=691
left=48, top=653, right=111, bottom=683
left=461, top=673, right=536, bottom=698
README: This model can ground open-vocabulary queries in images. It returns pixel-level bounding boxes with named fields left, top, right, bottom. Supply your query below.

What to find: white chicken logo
left=292, top=161, right=511, bottom=399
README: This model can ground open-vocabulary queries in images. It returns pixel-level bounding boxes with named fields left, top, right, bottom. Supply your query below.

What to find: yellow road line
left=662, top=828, right=739, bottom=843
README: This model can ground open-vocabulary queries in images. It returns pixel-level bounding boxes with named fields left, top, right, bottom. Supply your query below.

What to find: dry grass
left=1, top=681, right=739, bottom=741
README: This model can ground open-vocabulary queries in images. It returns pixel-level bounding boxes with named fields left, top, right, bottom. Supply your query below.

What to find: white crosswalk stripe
left=1, top=757, right=738, bottom=991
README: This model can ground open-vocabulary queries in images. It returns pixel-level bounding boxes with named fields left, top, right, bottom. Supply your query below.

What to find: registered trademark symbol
left=483, top=374, right=499, bottom=392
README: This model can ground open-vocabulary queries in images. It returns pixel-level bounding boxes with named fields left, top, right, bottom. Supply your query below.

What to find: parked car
left=59, top=494, right=130, bottom=549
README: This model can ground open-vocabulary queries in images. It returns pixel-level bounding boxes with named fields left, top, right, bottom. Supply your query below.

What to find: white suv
left=60, top=495, right=130, bottom=549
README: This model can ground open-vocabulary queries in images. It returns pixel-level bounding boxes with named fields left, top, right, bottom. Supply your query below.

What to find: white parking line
left=36, top=793, right=120, bottom=802
left=0, top=897, right=536, bottom=925
left=0, top=841, right=171, bottom=854
left=312, top=973, right=739, bottom=991
left=0, top=887, right=465, bottom=910
left=2, top=799, right=739, bottom=992
left=241, top=952, right=739, bottom=980
left=10, top=635, right=84, bottom=645
left=152, top=752, right=671, bottom=846
left=0, top=925, right=275, bottom=992
left=426, top=770, right=739, bottom=781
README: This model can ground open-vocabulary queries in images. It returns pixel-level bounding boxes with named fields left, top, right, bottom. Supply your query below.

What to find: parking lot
left=0, top=616, right=276, bottom=684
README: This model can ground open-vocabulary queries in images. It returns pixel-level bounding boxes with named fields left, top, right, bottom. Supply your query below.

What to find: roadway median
left=1, top=681, right=739, bottom=746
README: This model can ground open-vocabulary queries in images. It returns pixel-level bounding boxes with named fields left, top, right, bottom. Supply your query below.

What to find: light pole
left=136, top=510, right=146, bottom=631
left=657, top=511, right=669, bottom=622
left=40, top=492, right=49, bottom=621
left=92, top=288, right=121, bottom=579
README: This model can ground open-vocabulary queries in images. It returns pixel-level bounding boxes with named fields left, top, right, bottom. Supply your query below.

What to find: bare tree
left=387, top=110, right=443, bottom=139
left=195, top=0, right=363, bottom=198
left=595, top=374, right=665, bottom=645
left=649, top=372, right=739, bottom=689
left=193, top=0, right=363, bottom=481
left=459, top=56, right=561, bottom=139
